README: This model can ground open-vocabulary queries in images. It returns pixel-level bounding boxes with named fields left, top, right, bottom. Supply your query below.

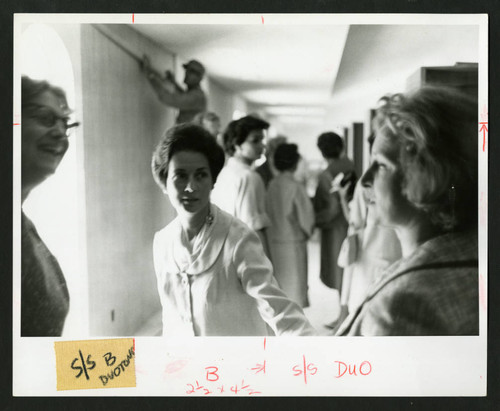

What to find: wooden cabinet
left=407, top=63, right=478, bottom=98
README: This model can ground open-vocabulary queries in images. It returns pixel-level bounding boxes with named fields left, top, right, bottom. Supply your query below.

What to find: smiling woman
left=21, top=76, right=78, bottom=336
left=19, top=23, right=88, bottom=337
left=22, top=87, right=79, bottom=198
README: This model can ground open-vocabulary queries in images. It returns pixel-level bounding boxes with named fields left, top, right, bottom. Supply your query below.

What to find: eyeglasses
left=23, top=104, right=80, bottom=135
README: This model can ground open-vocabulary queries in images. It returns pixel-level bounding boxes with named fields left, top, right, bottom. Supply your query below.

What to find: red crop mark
left=251, top=360, right=266, bottom=374
left=263, top=337, right=266, bottom=350
left=479, top=122, right=488, bottom=152
left=479, top=273, right=487, bottom=311
left=13, top=123, right=20, bottom=126
left=132, top=14, right=135, bottom=23
left=261, top=15, right=264, bottom=24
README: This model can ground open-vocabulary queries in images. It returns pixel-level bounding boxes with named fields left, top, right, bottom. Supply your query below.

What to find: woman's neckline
left=180, top=204, right=213, bottom=241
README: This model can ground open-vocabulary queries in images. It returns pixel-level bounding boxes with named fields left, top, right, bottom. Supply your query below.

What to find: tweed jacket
left=336, top=229, right=479, bottom=336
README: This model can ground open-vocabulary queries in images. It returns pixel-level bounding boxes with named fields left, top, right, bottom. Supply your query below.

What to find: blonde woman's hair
left=374, top=86, right=477, bottom=231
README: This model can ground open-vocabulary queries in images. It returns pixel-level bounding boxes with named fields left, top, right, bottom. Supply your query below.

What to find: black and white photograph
left=12, top=13, right=488, bottom=396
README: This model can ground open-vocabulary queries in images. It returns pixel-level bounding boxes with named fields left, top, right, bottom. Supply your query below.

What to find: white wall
left=206, top=78, right=248, bottom=129
left=81, top=24, right=177, bottom=336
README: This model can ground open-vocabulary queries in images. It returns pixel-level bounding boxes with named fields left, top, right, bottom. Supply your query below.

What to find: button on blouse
left=153, top=204, right=315, bottom=336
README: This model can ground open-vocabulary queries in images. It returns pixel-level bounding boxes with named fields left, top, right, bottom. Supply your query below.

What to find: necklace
left=205, top=207, right=214, bottom=227
left=183, top=206, right=214, bottom=242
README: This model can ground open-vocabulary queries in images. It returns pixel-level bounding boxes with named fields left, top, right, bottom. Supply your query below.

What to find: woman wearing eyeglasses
left=21, top=76, right=79, bottom=336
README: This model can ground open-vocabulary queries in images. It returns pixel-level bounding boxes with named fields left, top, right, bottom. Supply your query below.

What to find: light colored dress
left=152, top=204, right=316, bottom=336
left=211, top=157, right=270, bottom=231
left=266, top=173, right=314, bottom=307
left=338, top=182, right=402, bottom=313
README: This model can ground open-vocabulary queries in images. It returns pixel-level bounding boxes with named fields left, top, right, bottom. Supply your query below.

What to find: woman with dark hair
left=313, top=132, right=355, bottom=292
left=266, top=144, right=314, bottom=308
left=337, top=86, right=479, bottom=336
left=255, top=135, right=287, bottom=188
left=21, top=76, right=79, bottom=336
left=152, top=124, right=315, bottom=336
left=211, top=116, right=271, bottom=251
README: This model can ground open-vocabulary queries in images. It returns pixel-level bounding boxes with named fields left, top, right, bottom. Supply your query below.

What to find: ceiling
left=131, top=24, right=349, bottom=121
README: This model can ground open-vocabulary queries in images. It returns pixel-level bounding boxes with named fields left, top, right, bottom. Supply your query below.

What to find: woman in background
left=193, top=111, right=221, bottom=141
left=211, top=116, right=271, bottom=252
left=313, top=132, right=355, bottom=292
left=255, top=135, right=287, bottom=188
left=21, top=76, right=79, bottom=336
left=337, top=87, right=479, bottom=336
left=266, top=144, right=315, bottom=308
left=151, top=124, right=315, bottom=336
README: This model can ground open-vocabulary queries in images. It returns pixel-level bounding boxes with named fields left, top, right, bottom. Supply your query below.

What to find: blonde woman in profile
left=337, top=87, right=479, bottom=336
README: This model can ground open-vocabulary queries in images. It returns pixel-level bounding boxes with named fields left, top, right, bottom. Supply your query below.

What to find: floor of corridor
left=135, top=232, right=340, bottom=336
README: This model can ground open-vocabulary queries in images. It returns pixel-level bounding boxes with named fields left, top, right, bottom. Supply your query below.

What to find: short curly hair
left=374, top=86, right=478, bottom=232
left=223, top=115, right=269, bottom=156
left=22, top=75, right=68, bottom=109
left=317, top=132, right=344, bottom=159
left=151, top=124, right=225, bottom=190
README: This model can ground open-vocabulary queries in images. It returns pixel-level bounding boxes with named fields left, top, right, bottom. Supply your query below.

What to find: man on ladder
left=142, top=56, right=207, bottom=124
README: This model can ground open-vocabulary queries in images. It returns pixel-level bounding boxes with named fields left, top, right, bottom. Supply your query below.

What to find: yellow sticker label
left=54, top=338, right=136, bottom=390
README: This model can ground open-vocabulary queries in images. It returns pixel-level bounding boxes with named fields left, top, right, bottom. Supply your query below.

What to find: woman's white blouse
left=153, top=204, right=316, bottom=336
left=211, top=157, right=270, bottom=231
